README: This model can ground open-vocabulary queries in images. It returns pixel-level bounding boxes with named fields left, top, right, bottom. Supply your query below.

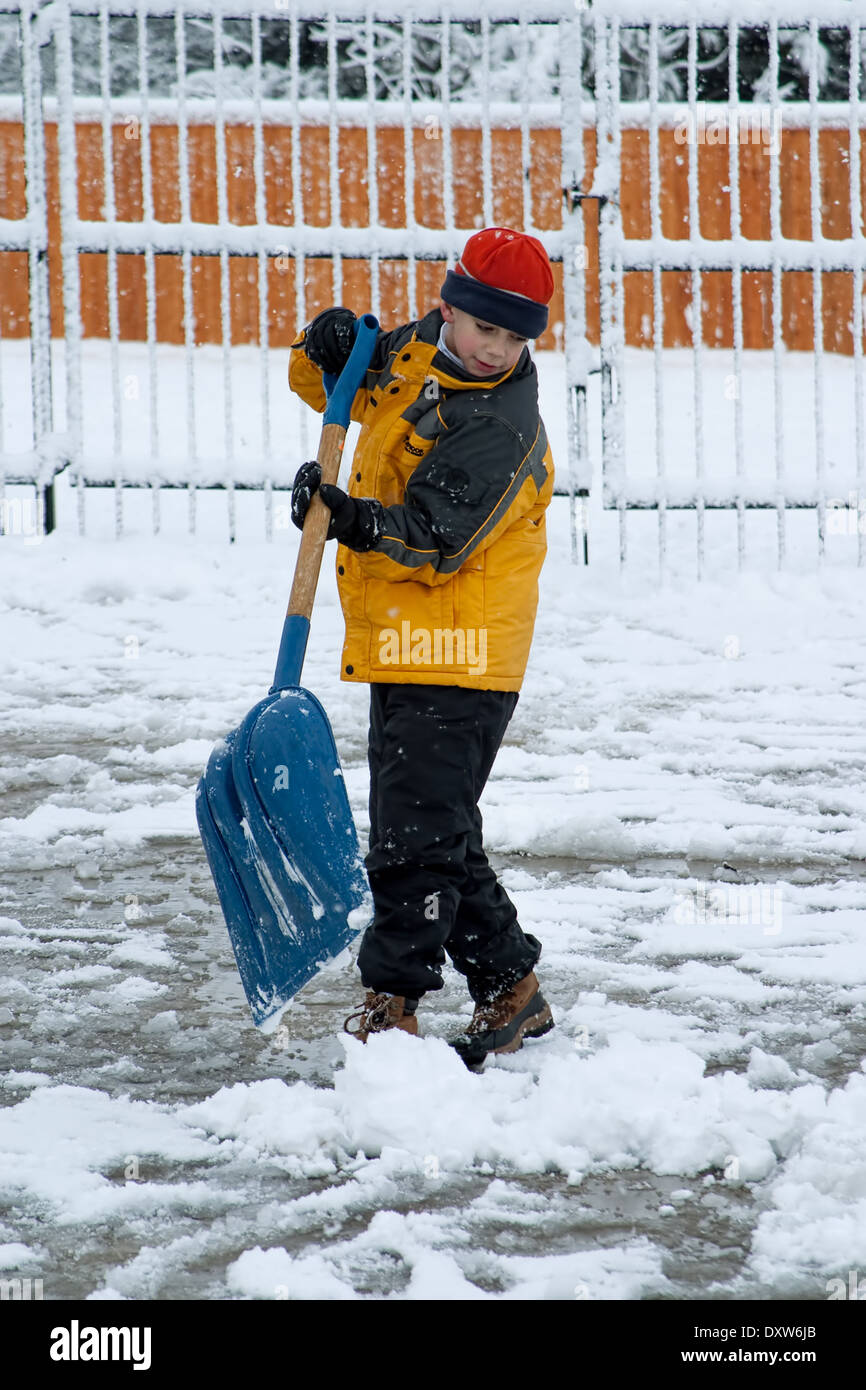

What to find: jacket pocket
left=452, top=556, right=484, bottom=637
left=364, top=578, right=444, bottom=673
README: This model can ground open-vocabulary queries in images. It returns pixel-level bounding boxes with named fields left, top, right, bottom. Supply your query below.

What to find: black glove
left=303, top=307, right=357, bottom=375
left=290, top=463, right=383, bottom=552
left=317, top=483, right=383, bottom=551
left=290, top=459, right=322, bottom=530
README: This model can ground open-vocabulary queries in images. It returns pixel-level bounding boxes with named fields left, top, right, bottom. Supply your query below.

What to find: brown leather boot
left=451, top=971, right=553, bottom=1071
left=343, top=991, right=420, bottom=1043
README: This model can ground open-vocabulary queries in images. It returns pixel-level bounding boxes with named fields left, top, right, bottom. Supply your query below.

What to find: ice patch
left=0, top=1085, right=220, bottom=1224
left=227, top=1246, right=355, bottom=1301
left=0, top=1242, right=37, bottom=1269
left=112, top=976, right=169, bottom=1002
left=108, top=936, right=173, bottom=969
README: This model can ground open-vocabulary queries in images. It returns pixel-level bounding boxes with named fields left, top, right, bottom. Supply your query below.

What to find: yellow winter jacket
left=289, top=307, right=554, bottom=692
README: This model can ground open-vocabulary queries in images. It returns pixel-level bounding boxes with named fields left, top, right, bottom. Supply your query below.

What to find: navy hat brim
left=440, top=268, right=549, bottom=338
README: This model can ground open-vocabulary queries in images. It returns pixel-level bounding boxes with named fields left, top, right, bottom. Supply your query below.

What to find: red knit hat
left=440, top=227, right=554, bottom=337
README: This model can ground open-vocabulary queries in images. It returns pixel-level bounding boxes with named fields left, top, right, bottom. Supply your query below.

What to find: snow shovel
left=195, top=314, right=380, bottom=1030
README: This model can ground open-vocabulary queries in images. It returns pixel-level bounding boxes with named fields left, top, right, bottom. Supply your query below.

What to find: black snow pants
left=356, top=682, right=542, bottom=1003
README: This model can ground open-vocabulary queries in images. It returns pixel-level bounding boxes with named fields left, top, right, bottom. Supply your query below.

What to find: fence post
left=560, top=4, right=591, bottom=565
left=52, top=1, right=84, bottom=533
left=593, top=8, right=626, bottom=564
left=20, top=0, right=54, bottom=534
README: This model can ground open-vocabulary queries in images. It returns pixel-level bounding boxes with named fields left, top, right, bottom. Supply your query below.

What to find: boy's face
left=440, top=302, right=528, bottom=378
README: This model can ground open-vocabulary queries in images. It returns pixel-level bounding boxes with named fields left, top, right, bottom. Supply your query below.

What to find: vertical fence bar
left=0, top=218, right=4, bottom=505
left=649, top=17, right=666, bottom=575
left=480, top=9, right=493, bottom=230
left=176, top=5, right=197, bottom=535
left=808, top=17, right=826, bottom=564
left=54, top=1, right=85, bottom=534
left=365, top=9, right=381, bottom=320
left=519, top=12, right=532, bottom=235
left=596, top=12, right=626, bottom=564
left=137, top=2, right=160, bottom=536
left=441, top=5, right=456, bottom=273
left=728, top=16, right=746, bottom=570
left=20, top=0, right=52, bottom=523
left=327, top=8, right=343, bottom=305
left=612, top=18, right=626, bottom=567
left=0, top=31, right=4, bottom=496
left=251, top=8, right=272, bottom=541
left=99, top=1, right=123, bottom=536
left=214, top=8, right=235, bottom=542
left=850, top=17, right=865, bottom=566
left=560, top=5, right=589, bottom=564
left=0, top=297, right=4, bottom=522
left=289, top=2, right=308, bottom=462
left=687, top=19, right=706, bottom=579
left=0, top=56, right=5, bottom=501
left=402, top=7, right=417, bottom=320
left=768, top=17, right=786, bottom=568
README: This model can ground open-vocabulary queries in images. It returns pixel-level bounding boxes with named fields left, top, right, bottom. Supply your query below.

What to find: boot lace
left=343, top=992, right=396, bottom=1036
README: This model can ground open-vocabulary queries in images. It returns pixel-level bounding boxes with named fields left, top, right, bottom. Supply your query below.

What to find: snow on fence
left=0, top=0, right=587, bottom=547
left=589, top=1, right=866, bottom=571
left=1, top=0, right=866, bottom=570
left=0, top=0, right=53, bottom=533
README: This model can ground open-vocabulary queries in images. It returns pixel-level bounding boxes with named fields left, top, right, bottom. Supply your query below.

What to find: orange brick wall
left=1, top=120, right=863, bottom=353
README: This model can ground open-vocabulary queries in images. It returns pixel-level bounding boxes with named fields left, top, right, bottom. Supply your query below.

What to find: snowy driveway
left=2, top=496, right=865, bottom=1300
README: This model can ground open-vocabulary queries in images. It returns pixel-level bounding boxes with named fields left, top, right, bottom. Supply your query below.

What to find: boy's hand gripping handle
left=286, top=313, right=379, bottom=623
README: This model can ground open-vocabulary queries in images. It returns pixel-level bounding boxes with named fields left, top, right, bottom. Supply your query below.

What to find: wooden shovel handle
left=286, top=421, right=346, bottom=621
left=285, top=313, right=378, bottom=624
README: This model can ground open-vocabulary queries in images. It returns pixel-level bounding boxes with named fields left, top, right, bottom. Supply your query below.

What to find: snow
left=593, top=1, right=866, bottom=23
left=0, top=1242, right=37, bottom=1268
left=225, top=1220, right=669, bottom=1301
left=1, top=343, right=866, bottom=1299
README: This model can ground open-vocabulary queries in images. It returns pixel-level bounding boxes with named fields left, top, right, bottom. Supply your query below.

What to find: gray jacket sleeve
left=358, top=412, right=549, bottom=579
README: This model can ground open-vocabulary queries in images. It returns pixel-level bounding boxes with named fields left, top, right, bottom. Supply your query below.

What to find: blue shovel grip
left=322, top=313, right=380, bottom=428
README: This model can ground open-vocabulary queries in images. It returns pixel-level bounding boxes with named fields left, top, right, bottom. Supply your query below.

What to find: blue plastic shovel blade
left=195, top=735, right=282, bottom=1023
left=196, top=688, right=369, bottom=1029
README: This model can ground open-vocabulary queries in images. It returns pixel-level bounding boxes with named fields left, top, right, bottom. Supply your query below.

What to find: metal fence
left=0, top=0, right=587, bottom=546
left=2, top=0, right=865, bottom=568
left=588, top=0, right=866, bottom=571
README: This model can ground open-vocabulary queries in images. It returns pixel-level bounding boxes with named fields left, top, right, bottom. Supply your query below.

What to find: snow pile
left=748, top=1066, right=866, bottom=1288
left=181, top=1028, right=829, bottom=1187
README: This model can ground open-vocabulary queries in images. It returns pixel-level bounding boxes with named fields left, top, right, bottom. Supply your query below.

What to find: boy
left=289, top=226, right=555, bottom=1070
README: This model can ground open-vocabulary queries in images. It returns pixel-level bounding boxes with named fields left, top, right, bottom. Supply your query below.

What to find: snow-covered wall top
left=4, top=1, right=862, bottom=22
left=591, top=1, right=866, bottom=21
left=5, top=0, right=575, bottom=18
